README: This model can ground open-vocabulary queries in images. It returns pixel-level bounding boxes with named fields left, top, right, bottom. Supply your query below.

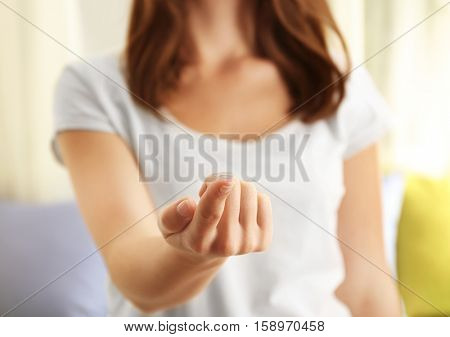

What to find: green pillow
left=397, top=174, right=450, bottom=316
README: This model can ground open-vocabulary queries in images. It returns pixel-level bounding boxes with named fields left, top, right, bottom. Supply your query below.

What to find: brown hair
left=124, top=0, right=350, bottom=123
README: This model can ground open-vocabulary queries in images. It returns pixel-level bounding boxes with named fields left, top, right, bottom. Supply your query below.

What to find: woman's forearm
left=104, top=233, right=226, bottom=313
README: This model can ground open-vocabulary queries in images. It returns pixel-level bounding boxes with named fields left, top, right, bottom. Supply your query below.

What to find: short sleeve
left=51, top=62, right=118, bottom=164
left=335, top=67, right=392, bottom=159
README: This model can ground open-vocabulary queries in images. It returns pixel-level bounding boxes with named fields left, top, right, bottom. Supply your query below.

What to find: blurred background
left=0, top=0, right=449, bottom=316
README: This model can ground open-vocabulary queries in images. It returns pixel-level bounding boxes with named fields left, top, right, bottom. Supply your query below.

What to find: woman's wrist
left=167, top=242, right=228, bottom=269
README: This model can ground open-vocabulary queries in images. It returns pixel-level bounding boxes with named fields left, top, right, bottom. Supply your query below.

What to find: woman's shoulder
left=58, top=52, right=126, bottom=94
left=326, top=67, right=392, bottom=158
left=53, top=52, right=150, bottom=145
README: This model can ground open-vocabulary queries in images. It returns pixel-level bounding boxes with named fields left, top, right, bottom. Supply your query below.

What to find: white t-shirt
left=52, top=54, right=389, bottom=316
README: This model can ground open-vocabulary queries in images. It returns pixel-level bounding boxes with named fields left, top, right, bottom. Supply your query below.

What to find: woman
left=53, top=0, right=401, bottom=316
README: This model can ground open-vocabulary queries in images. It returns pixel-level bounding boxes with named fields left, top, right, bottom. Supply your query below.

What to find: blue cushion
left=0, top=201, right=107, bottom=316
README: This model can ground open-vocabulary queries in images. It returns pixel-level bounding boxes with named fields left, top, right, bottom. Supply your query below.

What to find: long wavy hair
left=124, top=0, right=350, bottom=123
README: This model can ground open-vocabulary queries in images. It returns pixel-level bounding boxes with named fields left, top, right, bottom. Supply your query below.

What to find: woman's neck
left=187, top=0, right=254, bottom=71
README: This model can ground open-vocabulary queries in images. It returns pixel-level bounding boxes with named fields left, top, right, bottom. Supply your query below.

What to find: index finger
left=193, top=175, right=235, bottom=232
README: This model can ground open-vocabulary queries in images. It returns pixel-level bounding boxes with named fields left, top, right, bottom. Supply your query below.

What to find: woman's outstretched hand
left=159, top=174, right=273, bottom=261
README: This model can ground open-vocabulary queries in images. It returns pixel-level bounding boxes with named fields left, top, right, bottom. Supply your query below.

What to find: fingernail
left=217, top=172, right=233, bottom=181
left=176, top=200, right=192, bottom=218
left=206, top=172, right=233, bottom=183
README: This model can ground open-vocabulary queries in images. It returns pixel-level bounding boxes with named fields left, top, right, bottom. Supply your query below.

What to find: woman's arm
left=335, top=144, right=402, bottom=316
left=58, top=131, right=223, bottom=312
left=58, top=131, right=271, bottom=313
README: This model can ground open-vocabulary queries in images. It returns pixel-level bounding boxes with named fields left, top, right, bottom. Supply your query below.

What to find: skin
left=336, top=145, right=401, bottom=316
left=57, top=0, right=401, bottom=315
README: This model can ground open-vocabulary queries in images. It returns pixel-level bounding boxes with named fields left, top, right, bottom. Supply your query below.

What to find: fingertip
left=203, top=179, right=234, bottom=198
left=201, top=173, right=235, bottom=198
left=217, top=179, right=234, bottom=196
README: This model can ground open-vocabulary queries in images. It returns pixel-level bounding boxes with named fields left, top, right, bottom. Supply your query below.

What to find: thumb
left=159, top=197, right=196, bottom=237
